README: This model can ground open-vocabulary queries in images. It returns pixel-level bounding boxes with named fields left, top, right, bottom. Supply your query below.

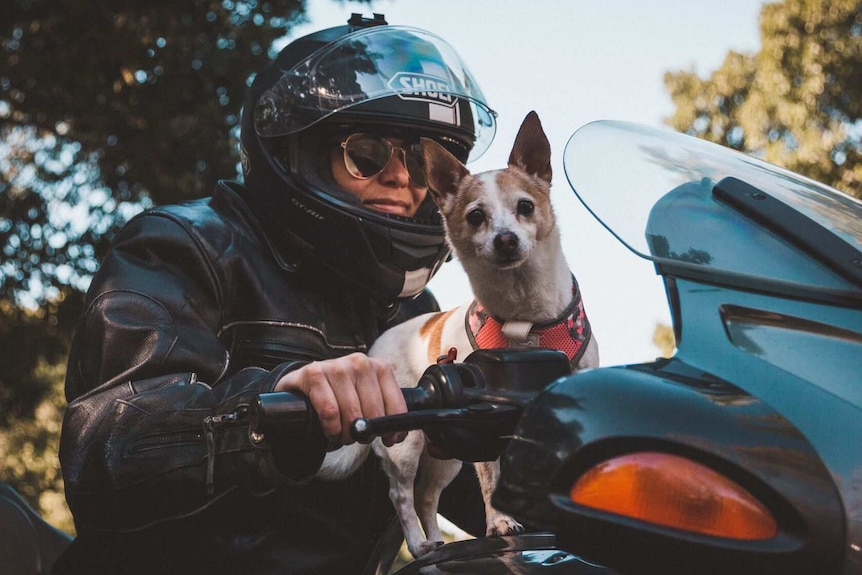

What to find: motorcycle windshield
left=563, top=120, right=862, bottom=297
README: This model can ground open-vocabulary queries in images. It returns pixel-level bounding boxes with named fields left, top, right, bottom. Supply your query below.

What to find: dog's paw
left=412, top=539, right=445, bottom=558
left=486, top=514, right=524, bottom=537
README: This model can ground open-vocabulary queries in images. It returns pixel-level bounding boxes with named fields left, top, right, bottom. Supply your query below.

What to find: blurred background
left=2, top=0, right=860, bottom=533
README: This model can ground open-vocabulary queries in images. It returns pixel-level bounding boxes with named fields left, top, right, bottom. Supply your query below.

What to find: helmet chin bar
left=400, top=267, right=433, bottom=299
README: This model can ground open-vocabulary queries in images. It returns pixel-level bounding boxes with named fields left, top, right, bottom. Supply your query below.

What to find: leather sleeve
left=60, top=210, right=325, bottom=532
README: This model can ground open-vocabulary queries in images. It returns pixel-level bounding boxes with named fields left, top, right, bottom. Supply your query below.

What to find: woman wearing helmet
left=54, top=14, right=496, bottom=575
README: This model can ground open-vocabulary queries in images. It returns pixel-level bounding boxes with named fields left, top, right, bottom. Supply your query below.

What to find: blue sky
left=290, top=0, right=766, bottom=366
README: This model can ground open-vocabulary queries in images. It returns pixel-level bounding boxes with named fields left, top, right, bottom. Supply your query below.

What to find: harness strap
left=465, top=277, right=592, bottom=369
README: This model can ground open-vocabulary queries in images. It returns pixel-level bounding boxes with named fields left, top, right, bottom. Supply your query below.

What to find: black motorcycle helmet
left=239, top=13, right=497, bottom=302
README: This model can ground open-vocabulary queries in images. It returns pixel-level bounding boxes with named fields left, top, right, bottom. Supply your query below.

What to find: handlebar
left=249, top=348, right=572, bottom=461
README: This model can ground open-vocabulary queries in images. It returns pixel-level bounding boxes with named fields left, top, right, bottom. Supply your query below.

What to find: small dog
left=319, top=111, right=598, bottom=558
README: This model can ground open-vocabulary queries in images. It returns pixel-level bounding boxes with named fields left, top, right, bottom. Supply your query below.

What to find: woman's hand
left=274, top=353, right=408, bottom=446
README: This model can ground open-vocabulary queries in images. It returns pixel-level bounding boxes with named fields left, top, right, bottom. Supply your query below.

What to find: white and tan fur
left=318, top=111, right=598, bottom=558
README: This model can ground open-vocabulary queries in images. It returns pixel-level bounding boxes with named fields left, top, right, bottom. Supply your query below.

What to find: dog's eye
left=517, top=199, right=535, bottom=216
left=466, top=209, right=485, bottom=226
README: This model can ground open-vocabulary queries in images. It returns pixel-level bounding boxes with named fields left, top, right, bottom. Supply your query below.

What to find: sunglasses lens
left=404, top=146, right=426, bottom=187
left=343, top=134, right=427, bottom=186
left=343, top=135, right=393, bottom=179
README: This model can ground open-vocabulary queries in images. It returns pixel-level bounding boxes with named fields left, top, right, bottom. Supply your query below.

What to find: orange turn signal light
left=569, top=452, right=778, bottom=540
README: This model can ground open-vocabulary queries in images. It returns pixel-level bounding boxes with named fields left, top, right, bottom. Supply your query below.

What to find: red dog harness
left=465, top=278, right=592, bottom=369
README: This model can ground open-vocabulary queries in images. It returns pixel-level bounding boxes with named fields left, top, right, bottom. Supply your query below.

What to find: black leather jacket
left=54, top=181, right=481, bottom=574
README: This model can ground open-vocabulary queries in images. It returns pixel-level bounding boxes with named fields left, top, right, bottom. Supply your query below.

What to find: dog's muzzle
left=493, top=231, right=522, bottom=263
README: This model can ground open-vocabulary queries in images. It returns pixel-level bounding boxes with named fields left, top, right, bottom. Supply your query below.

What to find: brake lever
left=350, top=402, right=522, bottom=443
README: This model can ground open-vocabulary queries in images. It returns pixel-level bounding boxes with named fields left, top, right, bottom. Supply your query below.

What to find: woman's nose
left=378, top=148, right=411, bottom=187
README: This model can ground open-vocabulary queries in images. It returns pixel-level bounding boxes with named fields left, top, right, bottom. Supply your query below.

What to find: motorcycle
left=3, top=120, right=861, bottom=575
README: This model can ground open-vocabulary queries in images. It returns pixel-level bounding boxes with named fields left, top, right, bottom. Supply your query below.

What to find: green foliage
left=652, top=323, right=676, bottom=359
left=664, top=0, right=862, bottom=198
left=0, top=290, right=81, bottom=531
left=0, top=291, right=81, bottom=427
left=1, top=0, right=309, bottom=306
left=0, top=363, right=74, bottom=533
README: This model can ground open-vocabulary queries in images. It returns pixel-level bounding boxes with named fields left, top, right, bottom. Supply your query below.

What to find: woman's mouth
left=363, top=199, right=412, bottom=217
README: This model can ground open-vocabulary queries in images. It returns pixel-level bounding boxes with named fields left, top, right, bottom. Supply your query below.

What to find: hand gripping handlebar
left=248, top=348, right=571, bottom=461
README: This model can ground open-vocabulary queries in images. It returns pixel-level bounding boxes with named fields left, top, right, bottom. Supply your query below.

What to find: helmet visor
left=254, top=26, right=497, bottom=162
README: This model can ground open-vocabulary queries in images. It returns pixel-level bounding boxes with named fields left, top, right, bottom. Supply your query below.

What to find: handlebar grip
left=249, top=386, right=435, bottom=441
left=249, top=391, right=309, bottom=437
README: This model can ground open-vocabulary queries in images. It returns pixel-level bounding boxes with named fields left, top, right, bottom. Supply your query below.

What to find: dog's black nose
left=494, top=232, right=520, bottom=256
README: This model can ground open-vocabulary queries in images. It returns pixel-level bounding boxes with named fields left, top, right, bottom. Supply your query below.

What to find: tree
left=0, top=359, right=73, bottom=533
left=652, top=323, right=676, bottom=359
left=664, top=0, right=862, bottom=199
left=1, top=0, right=311, bottom=308
left=0, top=0, right=349, bottom=527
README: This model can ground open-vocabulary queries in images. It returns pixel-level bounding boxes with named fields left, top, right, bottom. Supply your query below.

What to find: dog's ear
left=422, top=138, right=470, bottom=207
left=508, top=111, right=552, bottom=185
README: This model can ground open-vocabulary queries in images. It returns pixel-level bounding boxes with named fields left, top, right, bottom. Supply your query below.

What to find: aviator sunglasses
left=340, top=133, right=427, bottom=187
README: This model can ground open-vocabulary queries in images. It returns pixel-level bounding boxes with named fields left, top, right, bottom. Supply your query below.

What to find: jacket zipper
left=129, top=429, right=204, bottom=453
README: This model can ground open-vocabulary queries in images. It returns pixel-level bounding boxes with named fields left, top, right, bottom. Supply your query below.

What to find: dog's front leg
left=475, top=459, right=524, bottom=536
left=373, top=431, right=441, bottom=558
left=414, top=453, right=462, bottom=545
